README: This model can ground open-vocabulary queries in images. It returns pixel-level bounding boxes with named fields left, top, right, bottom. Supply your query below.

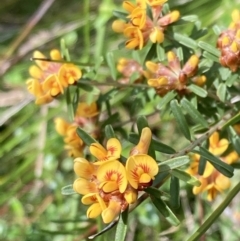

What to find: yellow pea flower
left=75, top=102, right=99, bottom=118
left=209, top=132, right=229, bottom=156
left=97, top=161, right=128, bottom=193
left=126, top=154, right=159, bottom=189
left=90, top=138, right=122, bottom=163
left=130, top=127, right=152, bottom=155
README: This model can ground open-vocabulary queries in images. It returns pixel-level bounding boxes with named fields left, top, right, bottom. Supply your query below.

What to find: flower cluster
left=187, top=132, right=238, bottom=201
left=145, top=51, right=206, bottom=96
left=217, top=9, right=240, bottom=72
left=26, top=49, right=82, bottom=104
left=112, top=0, right=180, bottom=49
left=117, top=58, right=145, bottom=84
left=73, top=127, right=159, bottom=223
left=55, top=102, right=99, bottom=157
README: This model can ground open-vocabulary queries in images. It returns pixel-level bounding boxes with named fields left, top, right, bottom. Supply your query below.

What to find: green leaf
left=66, top=87, right=74, bottom=121
left=170, top=99, right=191, bottom=140
left=171, top=169, right=201, bottom=186
left=153, top=138, right=176, bottom=154
left=217, top=83, right=227, bottom=102
left=72, top=88, right=79, bottom=115
left=76, top=127, right=97, bottom=146
left=106, top=52, right=117, bottom=80
left=193, top=147, right=234, bottom=177
left=176, top=47, right=183, bottom=61
left=226, top=73, right=238, bottom=87
left=151, top=196, right=180, bottom=226
left=105, top=124, right=116, bottom=139
left=157, top=44, right=165, bottom=61
left=198, top=156, right=207, bottom=175
left=129, top=133, right=176, bottom=154
left=173, top=32, right=198, bottom=49
left=198, top=41, right=220, bottom=57
left=202, top=51, right=219, bottom=63
left=221, top=112, right=240, bottom=130
left=137, top=116, right=149, bottom=133
left=181, top=98, right=208, bottom=128
left=61, top=185, right=76, bottom=195
left=112, top=10, right=128, bottom=21
left=157, top=91, right=177, bottom=110
left=115, top=208, right=128, bottom=241
left=170, top=176, right=180, bottom=209
left=153, top=169, right=171, bottom=186
left=227, top=126, right=240, bottom=155
left=181, top=15, right=199, bottom=22
left=101, top=113, right=120, bottom=127
left=145, top=187, right=170, bottom=200
left=218, top=67, right=231, bottom=81
left=77, top=81, right=94, bottom=92
left=187, top=84, right=207, bottom=97
left=159, top=156, right=190, bottom=169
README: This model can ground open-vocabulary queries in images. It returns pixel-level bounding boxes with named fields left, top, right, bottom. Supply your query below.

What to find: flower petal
left=101, top=200, right=121, bottom=223
left=130, top=127, right=152, bottom=155
left=90, top=143, right=107, bottom=160
left=107, top=138, right=122, bottom=160
left=74, top=157, right=96, bottom=178
left=202, top=161, right=214, bottom=178
left=97, top=161, right=128, bottom=193
left=126, top=154, right=159, bottom=189
left=73, top=178, right=98, bottom=195
left=87, top=203, right=102, bottom=218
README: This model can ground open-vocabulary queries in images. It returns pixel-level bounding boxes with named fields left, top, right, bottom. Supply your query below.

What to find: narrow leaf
left=77, top=81, right=94, bottom=92
left=198, top=41, right=220, bottom=57
left=157, top=44, right=165, bottom=61
left=170, top=176, right=180, bottom=209
left=227, top=126, right=240, bottom=155
left=193, top=147, right=234, bottom=177
left=221, top=112, right=240, bottom=130
left=76, top=127, right=97, bottom=146
left=216, top=83, right=227, bottom=102
left=198, top=156, right=207, bottom=175
left=137, top=116, right=149, bottom=133
left=181, top=98, right=208, bottom=128
left=106, top=52, right=117, bottom=80
left=61, top=185, right=76, bottom=195
left=157, top=91, right=177, bottom=110
left=202, top=51, right=219, bottom=62
left=173, top=32, right=198, bottom=49
left=171, top=169, right=201, bottom=186
left=115, top=208, right=128, bottom=241
left=66, top=87, right=74, bottom=121
left=112, top=10, right=128, bottom=20
left=159, top=156, right=190, bottom=169
left=151, top=197, right=180, bottom=226
left=72, top=88, right=79, bottom=115
left=101, top=112, right=120, bottom=126
left=187, top=84, right=207, bottom=97
left=105, top=124, right=116, bottom=139
left=170, top=99, right=191, bottom=140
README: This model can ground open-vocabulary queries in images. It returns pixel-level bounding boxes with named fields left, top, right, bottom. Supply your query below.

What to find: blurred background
left=1, top=0, right=240, bottom=240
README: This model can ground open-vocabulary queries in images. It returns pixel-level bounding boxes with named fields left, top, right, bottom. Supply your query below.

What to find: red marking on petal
left=108, top=145, right=118, bottom=155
